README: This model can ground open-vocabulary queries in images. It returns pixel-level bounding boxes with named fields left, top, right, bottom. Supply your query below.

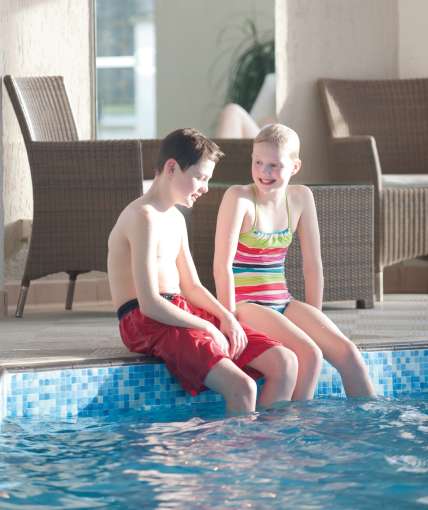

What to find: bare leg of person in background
left=216, top=73, right=277, bottom=138
left=215, top=103, right=260, bottom=138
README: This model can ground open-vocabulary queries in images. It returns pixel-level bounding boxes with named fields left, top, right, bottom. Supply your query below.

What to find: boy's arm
left=128, top=208, right=219, bottom=333
left=213, top=187, right=247, bottom=313
left=177, top=213, right=248, bottom=359
left=295, top=186, right=324, bottom=309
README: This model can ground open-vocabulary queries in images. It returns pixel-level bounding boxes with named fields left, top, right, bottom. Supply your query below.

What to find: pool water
left=1, top=396, right=427, bottom=509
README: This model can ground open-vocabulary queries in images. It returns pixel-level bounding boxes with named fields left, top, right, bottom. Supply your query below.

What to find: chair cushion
left=382, top=174, right=428, bottom=188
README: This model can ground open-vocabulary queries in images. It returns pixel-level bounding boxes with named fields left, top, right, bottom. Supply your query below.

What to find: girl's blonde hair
left=254, top=123, right=300, bottom=159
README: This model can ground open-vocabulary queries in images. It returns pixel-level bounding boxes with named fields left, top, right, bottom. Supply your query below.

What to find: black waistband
left=160, top=293, right=178, bottom=301
left=117, top=299, right=139, bottom=320
left=117, top=294, right=179, bottom=320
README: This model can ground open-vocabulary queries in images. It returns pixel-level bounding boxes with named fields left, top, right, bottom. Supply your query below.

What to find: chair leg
left=15, top=284, right=29, bottom=318
left=375, top=271, right=383, bottom=302
left=65, top=272, right=78, bottom=310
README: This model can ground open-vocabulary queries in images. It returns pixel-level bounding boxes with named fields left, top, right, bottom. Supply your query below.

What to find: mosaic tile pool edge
left=2, top=349, right=428, bottom=420
left=0, top=369, right=7, bottom=423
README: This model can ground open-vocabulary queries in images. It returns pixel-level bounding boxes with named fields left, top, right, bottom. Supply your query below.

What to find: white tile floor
left=0, top=294, right=427, bottom=370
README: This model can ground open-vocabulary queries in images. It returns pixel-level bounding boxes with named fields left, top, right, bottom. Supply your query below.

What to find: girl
left=213, top=124, right=376, bottom=400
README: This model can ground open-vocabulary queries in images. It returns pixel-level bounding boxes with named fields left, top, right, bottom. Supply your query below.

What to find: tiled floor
left=322, top=294, right=428, bottom=350
left=0, top=294, right=427, bottom=370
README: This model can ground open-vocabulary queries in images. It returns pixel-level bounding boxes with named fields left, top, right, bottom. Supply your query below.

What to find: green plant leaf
left=225, top=20, right=274, bottom=112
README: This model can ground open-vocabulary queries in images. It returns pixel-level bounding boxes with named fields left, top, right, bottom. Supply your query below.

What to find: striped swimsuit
left=232, top=187, right=293, bottom=314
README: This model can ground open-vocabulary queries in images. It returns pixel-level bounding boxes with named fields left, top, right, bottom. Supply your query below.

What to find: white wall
left=276, top=0, right=399, bottom=184
left=156, top=0, right=275, bottom=137
left=398, top=0, right=428, bottom=78
left=0, top=0, right=93, bottom=307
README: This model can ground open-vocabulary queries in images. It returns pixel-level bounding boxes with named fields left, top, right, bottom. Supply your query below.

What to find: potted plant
left=225, top=20, right=274, bottom=112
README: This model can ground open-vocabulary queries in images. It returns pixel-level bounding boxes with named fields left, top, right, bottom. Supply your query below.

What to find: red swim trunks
left=118, top=294, right=281, bottom=396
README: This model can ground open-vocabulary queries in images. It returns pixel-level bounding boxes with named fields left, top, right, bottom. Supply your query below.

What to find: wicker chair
left=191, top=183, right=374, bottom=308
left=4, top=75, right=143, bottom=317
left=319, top=78, right=428, bottom=300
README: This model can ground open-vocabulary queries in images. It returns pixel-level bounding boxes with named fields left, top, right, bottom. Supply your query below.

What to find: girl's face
left=251, top=142, right=300, bottom=193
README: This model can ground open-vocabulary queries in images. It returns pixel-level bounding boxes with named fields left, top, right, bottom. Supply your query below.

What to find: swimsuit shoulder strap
left=285, top=190, right=292, bottom=232
left=250, top=184, right=258, bottom=231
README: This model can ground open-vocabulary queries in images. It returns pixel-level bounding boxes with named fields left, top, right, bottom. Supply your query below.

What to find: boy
left=107, top=128, right=298, bottom=413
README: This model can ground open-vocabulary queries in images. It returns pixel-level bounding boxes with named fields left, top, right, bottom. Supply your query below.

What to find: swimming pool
left=0, top=396, right=427, bottom=509
left=0, top=349, right=427, bottom=508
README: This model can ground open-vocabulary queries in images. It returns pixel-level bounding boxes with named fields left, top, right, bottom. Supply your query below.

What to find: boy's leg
left=284, top=301, right=376, bottom=397
left=204, top=359, right=258, bottom=413
left=244, top=344, right=298, bottom=408
left=237, top=303, right=323, bottom=400
left=120, top=302, right=258, bottom=412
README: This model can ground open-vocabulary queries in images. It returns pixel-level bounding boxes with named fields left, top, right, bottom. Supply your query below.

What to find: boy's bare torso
left=107, top=196, right=183, bottom=310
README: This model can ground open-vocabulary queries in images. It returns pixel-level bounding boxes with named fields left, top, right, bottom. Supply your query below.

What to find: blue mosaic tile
left=1, top=349, right=427, bottom=420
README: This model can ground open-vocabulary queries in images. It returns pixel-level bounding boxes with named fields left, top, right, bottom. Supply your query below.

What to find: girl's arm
left=213, top=186, right=248, bottom=313
left=295, top=186, right=324, bottom=309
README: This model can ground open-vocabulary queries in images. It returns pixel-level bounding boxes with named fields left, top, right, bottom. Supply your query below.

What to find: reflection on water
left=0, top=396, right=427, bottom=509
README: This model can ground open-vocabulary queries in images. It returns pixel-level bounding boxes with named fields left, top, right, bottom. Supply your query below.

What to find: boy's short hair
left=157, top=128, right=224, bottom=173
left=254, top=123, right=300, bottom=159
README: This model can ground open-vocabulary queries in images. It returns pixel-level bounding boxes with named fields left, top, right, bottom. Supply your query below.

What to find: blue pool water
left=1, top=395, right=427, bottom=509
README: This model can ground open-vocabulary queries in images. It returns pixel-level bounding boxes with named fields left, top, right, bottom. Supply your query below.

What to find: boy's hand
left=219, top=313, right=248, bottom=360
left=205, top=324, right=230, bottom=356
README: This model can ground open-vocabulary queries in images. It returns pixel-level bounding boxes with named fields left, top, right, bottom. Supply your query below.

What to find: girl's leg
left=284, top=301, right=376, bottom=397
left=237, top=303, right=323, bottom=400
left=245, top=345, right=298, bottom=408
left=215, top=103, right=260, bottom=138
left=204, top=358, right=258, bottom=413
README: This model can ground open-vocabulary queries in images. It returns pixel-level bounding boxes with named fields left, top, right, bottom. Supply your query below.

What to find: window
left=95, top=0, right=155, bottom=139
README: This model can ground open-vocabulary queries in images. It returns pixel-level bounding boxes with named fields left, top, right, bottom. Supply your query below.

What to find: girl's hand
left=219, top=312, right=248, bottom=360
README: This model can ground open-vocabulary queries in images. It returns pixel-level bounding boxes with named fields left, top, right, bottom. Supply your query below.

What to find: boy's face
left=172, top=157, right=215, bottom=208
left=251, top=142, right=301, bottom=192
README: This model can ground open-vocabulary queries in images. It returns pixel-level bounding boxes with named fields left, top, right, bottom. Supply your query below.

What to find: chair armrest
left=134, top=138, right=253, bottom=184
left=330, top=136, right=382, bottom=191
left=29, top=140, right=143, bottom=195
left=140, top=139, right=161, bottom=179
